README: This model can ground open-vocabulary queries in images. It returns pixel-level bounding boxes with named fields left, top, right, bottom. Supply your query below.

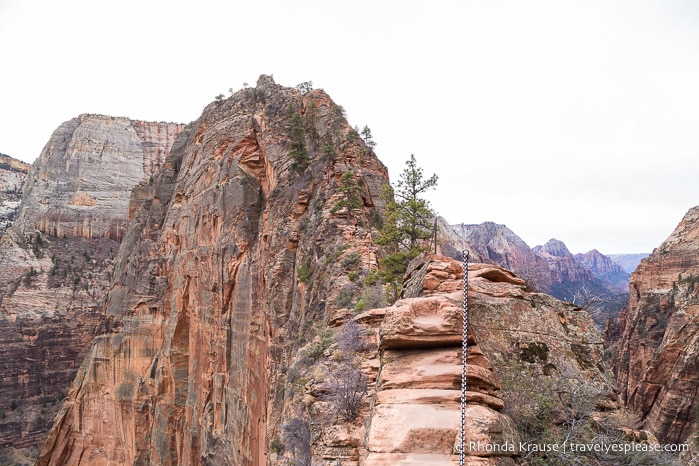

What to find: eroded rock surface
left=13, top=114, right=184, bottom=242
left=0, top=153, right=29, bottom=236
left=607, top=205, right=699, bottom=445
left=0, top=117, right=182, bottom=463
left=305, top=259, right=519, bottom=465
left=39, top=76, right=389, bottom=465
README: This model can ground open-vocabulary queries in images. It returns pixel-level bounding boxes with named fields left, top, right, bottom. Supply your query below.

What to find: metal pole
left=434, top=217, right=438, bottom=254
left=459, top=224, right=468, bottom=465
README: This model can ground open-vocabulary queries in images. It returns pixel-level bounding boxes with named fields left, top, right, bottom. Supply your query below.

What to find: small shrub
left=324, top=360, right=367, bottom=422
left=333, top=285, right=358, bottom=309
left=361, top=284, right=386, bottom=309
left=324, top=243, right=349, bottom=267
left=281, top=415, right=312, bottom=466
left=297, top=262, right=311, bottom=284
left=269, top=437, right=282, bottom=453
left=341, top=251, right=361, bottom=270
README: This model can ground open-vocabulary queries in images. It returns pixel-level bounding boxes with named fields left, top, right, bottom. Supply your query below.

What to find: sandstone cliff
left=299, top=256, right=520, bottom=465
left=13, top=114, right=184, bottom=242
left=607, top=205, right=699, bottom=446
left=0, top=117, right=183, bottom=464
left=0, top=153, right=30, bottom=236
left=39, top=76, right=390, bottom=465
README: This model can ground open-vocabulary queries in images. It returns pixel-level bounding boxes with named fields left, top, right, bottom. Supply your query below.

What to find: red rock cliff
left=607, top=205, right=699, bottom=445
left=0, top=118, right=182, bottom=463
left=39, top=76, right=389, bottom=465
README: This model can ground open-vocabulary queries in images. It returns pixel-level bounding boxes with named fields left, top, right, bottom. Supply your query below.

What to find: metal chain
left=459, top=225, right=469, bottom=466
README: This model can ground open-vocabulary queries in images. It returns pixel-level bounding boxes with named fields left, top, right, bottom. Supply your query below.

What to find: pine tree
left=360, top=125, right=376, bottom=148
left=331, top=171, right=363, bottom=222
left=376, top=154, right=438, bottom=300
left=286, top=106, right=309, bottom=171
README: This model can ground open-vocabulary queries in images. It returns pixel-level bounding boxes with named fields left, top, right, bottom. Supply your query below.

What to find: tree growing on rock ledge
left=377, top=154, right=438, bottom=301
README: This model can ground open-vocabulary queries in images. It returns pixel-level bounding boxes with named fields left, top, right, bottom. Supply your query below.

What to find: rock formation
left=440, top=222, right=629, bottom=327
left=39, top=76, right=390, bottom=465
left=300, top=257, right=520, bottom=465
left=0, top=117, right=183, bottom=463
left=404, top=255, right=616, bottom=403
left=607, top=205, right=699, bottom=446
left=13, top=114, right=184, bottom=242
left=398, top=255, right=664, bottom=464
left=574, top=249, right=629, bottom=292
left=0, top=153, right=30, bottom=236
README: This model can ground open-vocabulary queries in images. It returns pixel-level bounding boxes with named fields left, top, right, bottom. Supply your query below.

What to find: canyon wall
left=0, top=116, right=183, bottom=464
left=0, top=153, right=30, bottom=235
left=13, top=114, right=183, bottom=242
left=39, top=76, right=391, bottom=465
left=607, top=205, right=699, bottom=445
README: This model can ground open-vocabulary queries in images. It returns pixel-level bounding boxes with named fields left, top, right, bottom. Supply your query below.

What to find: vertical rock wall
left=14, top=114, right=184, bottom=242
left=39, top=76, right=390, bottom=465
left=607, top=206, right=699, bottom=445
left=0, top=116, right=183, bottom=463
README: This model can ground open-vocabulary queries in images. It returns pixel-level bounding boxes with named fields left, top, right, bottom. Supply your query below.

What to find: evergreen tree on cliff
left=377, top=154, right=438, bottom=300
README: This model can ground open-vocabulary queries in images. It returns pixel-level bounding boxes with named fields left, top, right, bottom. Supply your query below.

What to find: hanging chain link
left=459, top=225, right=469, bottom=466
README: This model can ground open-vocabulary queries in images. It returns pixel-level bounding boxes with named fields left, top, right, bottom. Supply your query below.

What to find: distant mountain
left=575, top=249, right=629, bottom=292
left=607, top=253, right=649, bottom=274
left=438, top=219, right=629, bottom=327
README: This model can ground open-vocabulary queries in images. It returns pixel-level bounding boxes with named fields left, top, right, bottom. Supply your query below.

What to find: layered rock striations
left=0, top=117, right=182, bottom=463
left=404, top=255, right=616, bottom=401
left=0, top=153, right=30, bottom=235
left=302, top=257, right=520, bottom=465
left=39, top=76, right=390, bottom=465
left=607, top=205, right=699, bottom=445
left=13, top=114, right=184, bottom=242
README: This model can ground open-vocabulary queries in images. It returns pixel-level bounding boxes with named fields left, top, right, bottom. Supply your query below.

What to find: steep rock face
left=404, top=255, right=616, bottom=403
left=39, top=76, right=390, bottom=465
left=13, top=114, right=184, bottom=242
left=305, top=256, right=519, bottom=465
left=533, top=239, right=597, bottom=298
left=607, top=205, right=699, bottom=445
left=452, top=222, right=541, bottom=280
left=0, top=153, right=30, bottom=234
left=0, top=118, right=182, bottom=463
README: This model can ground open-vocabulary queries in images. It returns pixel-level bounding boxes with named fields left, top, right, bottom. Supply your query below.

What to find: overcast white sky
left=1, top=0, right=698, bottom=254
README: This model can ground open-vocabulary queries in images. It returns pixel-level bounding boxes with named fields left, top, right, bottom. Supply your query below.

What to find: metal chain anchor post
left=459, top=225, right=469, bottom=466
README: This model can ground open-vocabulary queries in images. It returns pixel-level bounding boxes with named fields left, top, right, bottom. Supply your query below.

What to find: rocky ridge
left=442, top=221, right=629, bottom=326
left=301, top=256, right=520, bottom=465
left=0, top=116, right=183, bottom=463
left=607, top=205, right=699, bottom=447
left=317, top=253, right=652, bottom=465
left=39, top=76, right=390, bottom=465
